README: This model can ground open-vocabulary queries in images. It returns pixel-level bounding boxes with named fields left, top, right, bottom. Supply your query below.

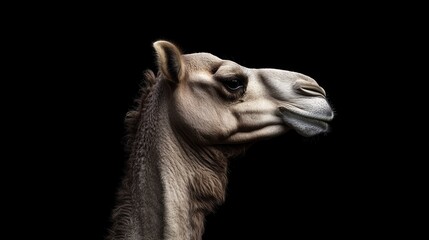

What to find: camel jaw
left=279, top=106, right=333, bottom=137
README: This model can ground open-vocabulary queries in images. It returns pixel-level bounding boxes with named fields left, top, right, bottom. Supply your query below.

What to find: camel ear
left=153, top=40, right=186, bottom=83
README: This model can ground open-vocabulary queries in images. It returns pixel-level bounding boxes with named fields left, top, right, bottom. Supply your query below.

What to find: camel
left=106, top=40, right=334, bottom=240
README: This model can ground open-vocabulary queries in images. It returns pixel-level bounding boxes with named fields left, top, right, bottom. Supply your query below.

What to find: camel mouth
left=278, top=106, right=333, bottom=137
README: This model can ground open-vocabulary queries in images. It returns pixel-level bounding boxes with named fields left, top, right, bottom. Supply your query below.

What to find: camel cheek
left=169, top=97, right=223, bottom=144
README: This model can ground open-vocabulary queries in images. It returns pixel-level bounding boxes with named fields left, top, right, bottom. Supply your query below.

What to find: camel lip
left=278, top=106, right=333, bottom=123
left=278, top=106, right=332, bottom=137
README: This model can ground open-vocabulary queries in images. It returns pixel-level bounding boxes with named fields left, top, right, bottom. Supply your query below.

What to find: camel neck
left=156, top=127, right=229, bottom=240
left=109, top=81, right=229, bottom=240
left=140, top=81, right=228, bottom=239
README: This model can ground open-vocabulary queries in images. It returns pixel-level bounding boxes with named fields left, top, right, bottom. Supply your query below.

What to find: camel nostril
left=297, top=83, right=326, bottom=97
left=293, top=79, right=326, bottom=97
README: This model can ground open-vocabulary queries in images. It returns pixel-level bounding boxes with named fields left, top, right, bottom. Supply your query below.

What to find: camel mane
left=123, top=70, right=157, bottom=152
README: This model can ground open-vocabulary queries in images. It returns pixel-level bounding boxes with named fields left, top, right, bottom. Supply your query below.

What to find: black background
left=10, top=7, right=421, bottom=240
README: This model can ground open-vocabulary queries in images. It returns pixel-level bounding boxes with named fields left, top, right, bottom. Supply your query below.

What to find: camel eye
left=223, top=79, right=244, bottom=91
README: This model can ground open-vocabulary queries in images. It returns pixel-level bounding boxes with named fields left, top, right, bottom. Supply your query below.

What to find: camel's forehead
left=183, top=52, right=241, bottom=71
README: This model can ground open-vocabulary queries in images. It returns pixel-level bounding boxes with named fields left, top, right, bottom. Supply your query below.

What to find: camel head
left=154, top=40, right=334, bottom=149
